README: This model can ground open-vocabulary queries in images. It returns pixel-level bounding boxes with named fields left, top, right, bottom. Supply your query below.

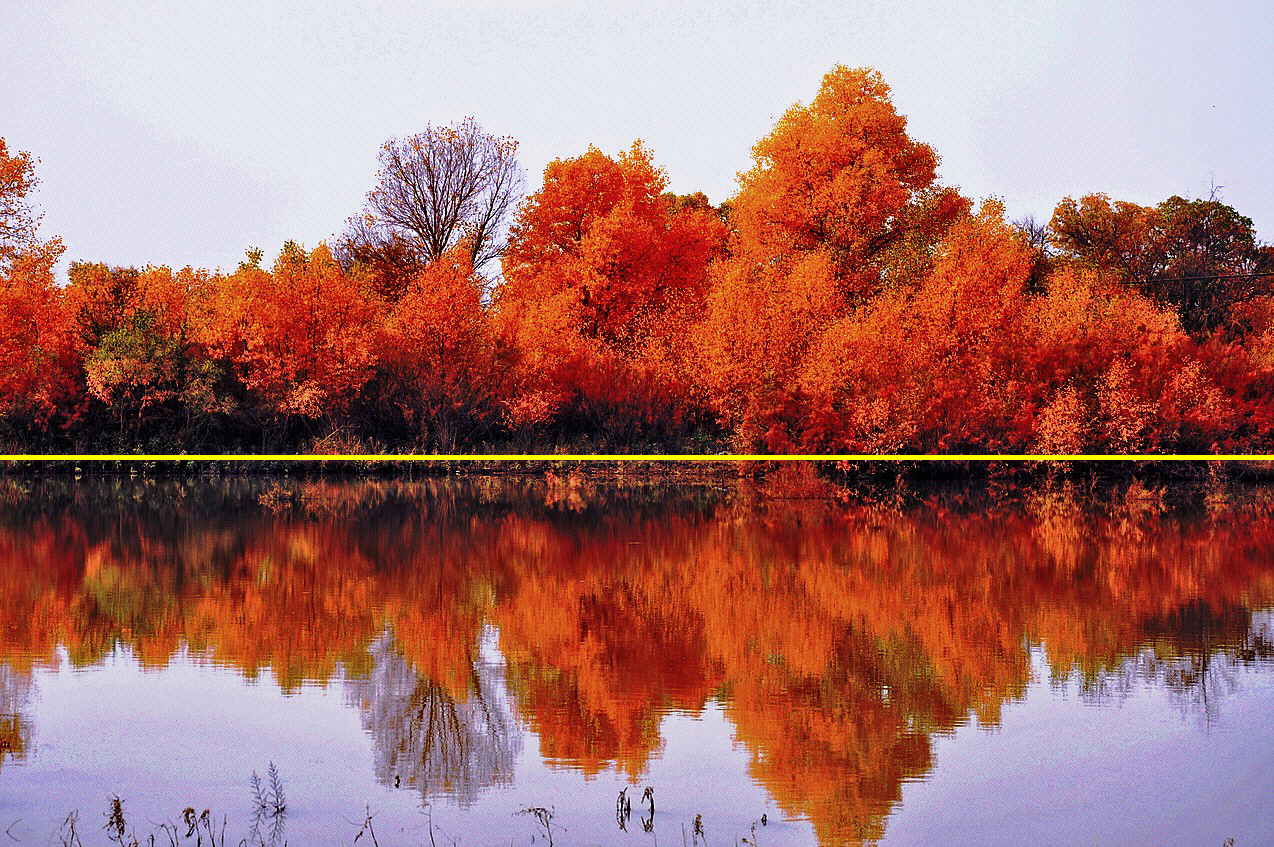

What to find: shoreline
left=2, top=455, right=1274, bottom=476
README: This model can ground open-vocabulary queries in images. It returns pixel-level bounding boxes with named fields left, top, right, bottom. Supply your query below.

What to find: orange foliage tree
left=0, top=138, right=43, bottom=272
left=797, top=202, right=1236, bottom=452
left=0, top=139, right=78, bottom=434
left=799, top=202, right=1036, bottom=451
left=497, top=142, right=726, bottom=439
left=0, top=243, right=77, bottom=433
left=201, top=243, right=381, bottom=434
left=378, top=248, right=504, bottom=448
left=695, top=66, right=967, bottom=444
left=1050, top=192, right=1274, bottom=338
left=64, top=262, right=229, bottom=438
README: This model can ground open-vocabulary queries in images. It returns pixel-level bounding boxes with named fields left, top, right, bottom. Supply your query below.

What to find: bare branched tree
left=0, top=139, right=45, bottom=273
left=339, top=119, right=524, bottom=295
left=347, top=630, right=520, bottom=807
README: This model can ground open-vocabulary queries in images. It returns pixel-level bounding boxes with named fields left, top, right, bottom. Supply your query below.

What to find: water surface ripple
left=0, top=477, right=1271, bottom=846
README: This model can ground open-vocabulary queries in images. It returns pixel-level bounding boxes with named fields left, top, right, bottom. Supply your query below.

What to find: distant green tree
left=84, top=310, right=182, bottom=435
left=1050, top=193, right=1274, bottom=336
left=69, top=262, right=235, bottom=442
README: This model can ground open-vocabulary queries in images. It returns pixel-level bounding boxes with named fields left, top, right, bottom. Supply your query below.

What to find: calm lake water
left=0, top=475, right=1272, bottom=846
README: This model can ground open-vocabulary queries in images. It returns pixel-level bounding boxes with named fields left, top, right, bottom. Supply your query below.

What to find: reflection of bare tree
left=1071, top=606, right=1274, bottom=723
left=346, top=628, right=520, bottom=806
left=0, top=664, right=33, bottom=769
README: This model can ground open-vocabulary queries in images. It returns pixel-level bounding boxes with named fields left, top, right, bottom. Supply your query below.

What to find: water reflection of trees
left=1070, top=604, right=1274, bottom=722
left=0, top=477, right=1273, bottom=844
left=345, top=629, right=520, bottom=806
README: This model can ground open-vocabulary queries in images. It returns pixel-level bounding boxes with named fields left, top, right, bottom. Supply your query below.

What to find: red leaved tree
left=379, top=248, right=504, bottom=448
left=0, top=139, right=79, bottom=436
left=497, top=142, right=725, bottom=441
left=695, top=66, right=966, bottom=446
left=201, top=243, right=381, bottom=441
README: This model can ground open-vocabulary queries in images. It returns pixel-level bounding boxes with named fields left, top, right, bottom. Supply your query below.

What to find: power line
left=1148, top=271, right=1274, bottom=282
left=1083, top=270, right=1274, bottom=285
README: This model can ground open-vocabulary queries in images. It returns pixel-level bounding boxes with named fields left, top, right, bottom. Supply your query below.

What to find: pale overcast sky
left=4, top=1, right=1271, bottom=276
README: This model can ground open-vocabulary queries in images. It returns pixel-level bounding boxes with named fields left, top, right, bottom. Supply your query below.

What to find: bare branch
left=341, top=119, right=525, bottom=292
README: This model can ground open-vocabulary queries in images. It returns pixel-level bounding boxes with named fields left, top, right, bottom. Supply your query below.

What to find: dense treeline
left=2, top=66, right=1272, bottom=454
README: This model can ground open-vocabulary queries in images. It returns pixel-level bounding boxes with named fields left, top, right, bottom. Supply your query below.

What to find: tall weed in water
left=515, top=805, right=557, bottom=846
left=248, top=762, right=286, bottom=846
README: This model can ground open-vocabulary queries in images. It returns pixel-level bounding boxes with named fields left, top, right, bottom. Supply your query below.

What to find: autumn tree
left=1048, top=194, right=1157, bottom=282
left=0, top=138, right=44, bottom=274
left=728, top=67, right=956, bottom=284
left=378, top=248, right=504, bottom=448
left=695, top=66, right=966, bottom=442
left=0, top=139, right=78, bottom=435
left=82, top=310, right=182, bottom=433
left=1050, top=193, right=1273, bottom=336
left=496, top=142, right=726, bottom=439
left=796, top=200, right=1235, bottom=454
left=202, top=243, right=381, bottom=438
left=1047, top=195, right=1274, bottom=451
left=799, top=202, right=1038, bottom=452
left=1012, top=213, right=1057, bottom=293
left=63, top=263, right=229, bottom=440
left=1044, top=193, right=1274, bottom=448
left=1152, top=195, right=1273, bottom=336
left=502, top=146, right=724, bottom=348
left=340, top=119, right=524, bottom=299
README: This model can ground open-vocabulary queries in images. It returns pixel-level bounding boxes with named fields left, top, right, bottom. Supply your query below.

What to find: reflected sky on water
left=0, top=476, right=1271, bottom=846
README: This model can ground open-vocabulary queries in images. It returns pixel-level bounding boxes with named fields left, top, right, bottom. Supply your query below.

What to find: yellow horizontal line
left=0, top=454, right=1270, bottom=462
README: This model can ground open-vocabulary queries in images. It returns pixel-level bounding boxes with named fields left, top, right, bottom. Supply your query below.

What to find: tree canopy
left=1, top=65, right=1272, bottom=455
